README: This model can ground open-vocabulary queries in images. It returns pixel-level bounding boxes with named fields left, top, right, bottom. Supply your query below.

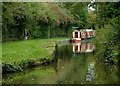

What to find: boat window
left=75, top=32, right=78, bottom=38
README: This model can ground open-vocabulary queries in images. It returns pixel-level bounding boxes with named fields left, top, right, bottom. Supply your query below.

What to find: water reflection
left=72, top=42, right=95, bottom=53
left=86, top=62, right=96, bottom=82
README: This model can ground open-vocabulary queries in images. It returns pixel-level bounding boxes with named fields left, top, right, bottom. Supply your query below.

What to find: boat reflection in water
left=72, top=41, right=95, bottom=53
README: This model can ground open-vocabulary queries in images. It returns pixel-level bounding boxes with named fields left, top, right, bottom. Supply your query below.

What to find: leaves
left=93, top=2, right=120, bottom=64
left=2, top=2, right=73, bottom=41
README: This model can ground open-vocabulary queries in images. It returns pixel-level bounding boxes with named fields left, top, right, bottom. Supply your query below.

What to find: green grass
left=2, top=37, right=70, bottom=64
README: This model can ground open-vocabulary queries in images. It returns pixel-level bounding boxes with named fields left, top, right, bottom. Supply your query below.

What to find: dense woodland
left=2, top=2, right=120, bottom=64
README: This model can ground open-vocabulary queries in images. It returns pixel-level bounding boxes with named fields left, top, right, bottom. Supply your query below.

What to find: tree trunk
left=48, top=26, right=50, bottom=39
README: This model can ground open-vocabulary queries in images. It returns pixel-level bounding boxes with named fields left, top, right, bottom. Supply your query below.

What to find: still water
left=2, top=40, right=120, bottom=84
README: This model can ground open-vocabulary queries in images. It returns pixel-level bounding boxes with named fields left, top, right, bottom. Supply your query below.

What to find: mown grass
left=2, top=37, right=70, bottom=64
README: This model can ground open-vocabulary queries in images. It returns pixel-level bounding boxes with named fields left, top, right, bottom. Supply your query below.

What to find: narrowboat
left=71, top=29, right=95, bottom=43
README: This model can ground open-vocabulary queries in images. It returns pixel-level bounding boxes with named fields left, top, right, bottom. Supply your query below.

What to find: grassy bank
left=2, top=37, right=70, bottom=73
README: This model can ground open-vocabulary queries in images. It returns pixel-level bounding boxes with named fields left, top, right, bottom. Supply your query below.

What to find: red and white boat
left=71, top=29, right=95, bottom=43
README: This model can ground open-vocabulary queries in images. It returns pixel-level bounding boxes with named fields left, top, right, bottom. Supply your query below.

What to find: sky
left=88, top=0, right=95, bottom=11
left=88, top=4, right=95, bottom=11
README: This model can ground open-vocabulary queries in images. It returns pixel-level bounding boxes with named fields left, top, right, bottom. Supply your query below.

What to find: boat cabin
left=71, top=29, right=95, bottom=43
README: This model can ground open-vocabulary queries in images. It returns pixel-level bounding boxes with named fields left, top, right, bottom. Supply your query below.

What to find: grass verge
left=2, top=37, right=70, bottom=73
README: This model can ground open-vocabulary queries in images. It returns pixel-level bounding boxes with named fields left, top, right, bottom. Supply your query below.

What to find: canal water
left=2, top=40, right=120, bottom=84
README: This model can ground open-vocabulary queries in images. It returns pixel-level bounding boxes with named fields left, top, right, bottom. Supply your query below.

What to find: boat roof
left=86, top=29, right=94, bottom=31
left=73, top=29, right=94, bottom=32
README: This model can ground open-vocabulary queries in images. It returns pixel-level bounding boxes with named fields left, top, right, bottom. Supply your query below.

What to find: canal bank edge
left=2, top=41, right=58, bottom=73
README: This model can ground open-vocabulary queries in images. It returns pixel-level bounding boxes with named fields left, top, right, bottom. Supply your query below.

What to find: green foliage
left=2, top=2, right=26, bottom=41
left=58, top=2, right=88, bottom=28
left=3, top=63, right=22, bottom=73
left=2, top=2, right=73, bottom=41
left=92, top=2, right=120, bottom=64
left=86, top=12, right=96, bottom=29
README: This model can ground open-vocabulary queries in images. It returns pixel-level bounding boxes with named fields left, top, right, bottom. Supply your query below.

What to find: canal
left=2, top=40, right=120, bottom=84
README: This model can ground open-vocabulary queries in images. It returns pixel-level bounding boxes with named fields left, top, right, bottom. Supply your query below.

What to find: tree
left=2, top=2, right=73, bottom=41
left=58, top=2, right=89, bottom=29
left=89, top=2, right=120, bottom=64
